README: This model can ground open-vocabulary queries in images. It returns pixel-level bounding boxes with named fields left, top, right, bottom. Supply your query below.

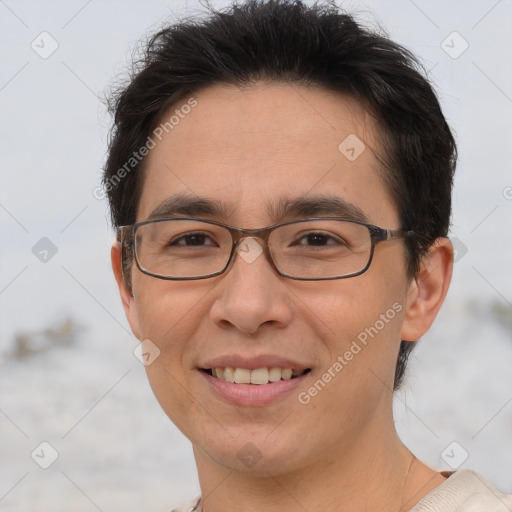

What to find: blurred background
left=0, top=0, right=511, bottom=510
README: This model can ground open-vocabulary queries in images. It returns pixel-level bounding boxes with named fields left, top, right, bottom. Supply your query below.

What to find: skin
left=112, top=82, right=453, bottom=511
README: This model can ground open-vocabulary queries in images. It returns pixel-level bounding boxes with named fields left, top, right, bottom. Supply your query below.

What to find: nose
left=209, top=237, right=293, bottom=335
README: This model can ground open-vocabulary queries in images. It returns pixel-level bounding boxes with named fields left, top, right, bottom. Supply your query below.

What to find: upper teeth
left=212, top=367, right=304, bottom=385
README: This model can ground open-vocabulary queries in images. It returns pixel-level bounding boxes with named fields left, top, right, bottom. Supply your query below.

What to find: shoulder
left=169, top=496, right=201, bottom=512
left=410, top=470, right=512, bottom=512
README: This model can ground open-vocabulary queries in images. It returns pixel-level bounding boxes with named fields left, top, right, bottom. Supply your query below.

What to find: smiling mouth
left=203, top=367, right=311, bottom=385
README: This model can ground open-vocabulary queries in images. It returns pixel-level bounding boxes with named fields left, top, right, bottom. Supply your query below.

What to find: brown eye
left=293, top=232, right=346, bottom=247
left=170, top=232, right=218, bottom=247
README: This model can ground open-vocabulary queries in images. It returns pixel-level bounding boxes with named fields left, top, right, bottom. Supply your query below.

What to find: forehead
left=137, top=82, right=398, bottom=227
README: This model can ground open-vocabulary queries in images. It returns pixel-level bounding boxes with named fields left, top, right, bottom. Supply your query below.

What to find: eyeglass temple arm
left=375, top=227, right=416, bottom=242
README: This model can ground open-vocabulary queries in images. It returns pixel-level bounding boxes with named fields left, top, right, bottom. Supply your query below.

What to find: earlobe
left=401, top=238, right=453, bottom=342
left=111, top=242, right=142, bottom=340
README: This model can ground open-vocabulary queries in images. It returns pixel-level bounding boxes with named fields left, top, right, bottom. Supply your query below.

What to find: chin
left=196, top=422, right=312, bottom=475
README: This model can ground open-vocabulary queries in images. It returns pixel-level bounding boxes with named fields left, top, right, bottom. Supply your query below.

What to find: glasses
left=117, top=217, right=416, bottom=281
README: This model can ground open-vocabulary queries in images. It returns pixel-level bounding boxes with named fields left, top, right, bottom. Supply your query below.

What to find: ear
left=401, top=238, right=453, bottom=341
left=111, top=241, right=142, bottom=340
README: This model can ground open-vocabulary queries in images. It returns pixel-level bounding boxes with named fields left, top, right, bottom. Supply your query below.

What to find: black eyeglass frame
left=117, top=217, right=417, bottom=281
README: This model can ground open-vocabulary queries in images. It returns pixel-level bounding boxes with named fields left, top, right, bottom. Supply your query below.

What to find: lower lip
left=200, top=371, right=308, bottom=407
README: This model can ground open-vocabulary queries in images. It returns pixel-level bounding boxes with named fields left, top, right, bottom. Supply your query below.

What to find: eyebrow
left=146, top=194, right=233, bottom=220
left=267, top=196, right=369, bottom=223
left=145, top=193, right=368, bottom=224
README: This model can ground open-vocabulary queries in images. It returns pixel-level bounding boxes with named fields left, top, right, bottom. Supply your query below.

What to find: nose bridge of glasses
left=230, top=224, right=272, bottom=242
left=228, top=224, right=272, bottom=252
left=227, top=224, right=277, bottom=271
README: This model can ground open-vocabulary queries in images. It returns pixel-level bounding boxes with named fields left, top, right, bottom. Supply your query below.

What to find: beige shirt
left=409, top=470, right=512, bottom=511
left=171, top=470, right=512, bottom=511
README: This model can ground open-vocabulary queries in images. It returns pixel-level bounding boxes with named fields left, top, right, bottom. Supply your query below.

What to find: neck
left=192, top=414, right=445, bottom=512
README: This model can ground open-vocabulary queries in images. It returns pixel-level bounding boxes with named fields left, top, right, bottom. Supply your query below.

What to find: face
left=116, top=83, right=422, bottom=475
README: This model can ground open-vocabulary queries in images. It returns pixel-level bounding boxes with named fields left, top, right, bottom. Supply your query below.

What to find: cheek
left=131, top=278, right=208, bottom=367
left=132, top=273, right=210, bottom=338
left=297, top=273, right=407, bottom=379
left=299, top=276, right=404, bottom=338
left=132, top=280, right=215, bottom=433
left=292, top=284, right=406, bottom=434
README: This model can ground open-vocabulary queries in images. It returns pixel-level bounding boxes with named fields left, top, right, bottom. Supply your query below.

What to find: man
left=104, top=0, right=512, bottom=510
